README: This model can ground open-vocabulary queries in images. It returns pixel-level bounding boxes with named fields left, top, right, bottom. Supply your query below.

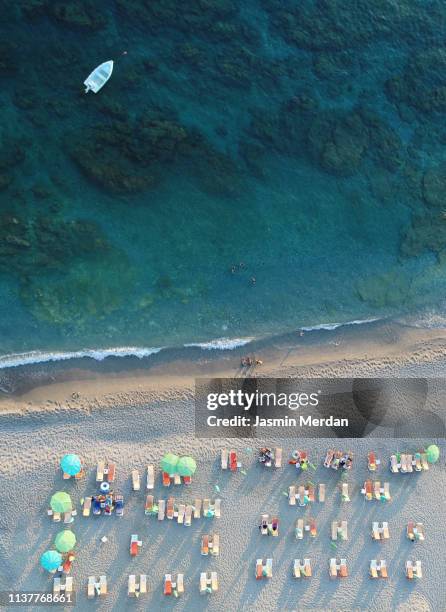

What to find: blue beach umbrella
left=60, top=454, right=82, bottom=476
left=40, top=550, right=62, bottom=572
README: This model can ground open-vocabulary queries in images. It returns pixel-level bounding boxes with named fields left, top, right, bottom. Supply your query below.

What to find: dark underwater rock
left=50, top=1, right=107, bottom=29
left=307, top=112, right=369, bottom=176
left=400, top=212, right=446, bottom=259
left=386, top=48, right=446, bottom=115
left=422, top=164, right=446, bottom=208
left=264, top=0, right=442, bottom=51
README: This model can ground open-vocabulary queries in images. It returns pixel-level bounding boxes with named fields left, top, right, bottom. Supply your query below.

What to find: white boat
left=84, top=60, right=114, bottom=93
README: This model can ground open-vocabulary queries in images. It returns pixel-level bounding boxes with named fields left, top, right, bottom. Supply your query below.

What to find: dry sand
left=0, top=322, right=445, bottom=611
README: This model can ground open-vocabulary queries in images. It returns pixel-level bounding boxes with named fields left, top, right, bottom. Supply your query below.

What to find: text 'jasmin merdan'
left=206, top=390, right=320, bottom=411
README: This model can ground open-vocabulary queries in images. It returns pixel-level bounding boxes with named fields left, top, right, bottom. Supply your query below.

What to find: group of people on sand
left=240, top=356, right=263, bottom=368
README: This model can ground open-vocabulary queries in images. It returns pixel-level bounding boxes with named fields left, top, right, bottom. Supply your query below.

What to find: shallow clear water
left=1, top=1, right=446, bottom=359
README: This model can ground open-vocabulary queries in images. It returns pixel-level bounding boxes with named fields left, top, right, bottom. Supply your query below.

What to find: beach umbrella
left=60, top=454, right=82, bottom=476
left=426, top=444, right=440, bottom=464
left=177, top=456, right=197, bottom=476
left=50, top=492, right=72, bottom=513
left=54, top=530, right=76, bottom=553
left=160, top=453, right=179, bottom=475
left=40, top=550, right=62, bottom=572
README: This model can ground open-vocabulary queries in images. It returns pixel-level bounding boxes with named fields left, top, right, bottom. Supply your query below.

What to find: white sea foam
left=0, top=318, right=383, bottom=370
left=0, top=346, right=163, bottom=369
left=300, top=317, right=381, bottom=332
left=184, top=337, right=255, bottom=350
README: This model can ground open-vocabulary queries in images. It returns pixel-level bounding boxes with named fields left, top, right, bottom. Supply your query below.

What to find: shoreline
left=2, top=319, right=446, bottom=411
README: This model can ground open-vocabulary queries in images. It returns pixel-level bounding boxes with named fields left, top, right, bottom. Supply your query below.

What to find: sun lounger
left=229, top=450, right=239, bottom=472
left=318, top=483, right=326, bottom=502
left=293, top=559, right=302, bottom=578
left=331, top=521, right=338, bottom=541
left=48, top=510, right=61, bottom=522
left=369, top=560, right=378, bottom=578
left=203, top=499, right=210, bottom=516
left=53, top=577, right=61, bottom=594
left=260, top=514, right=269, bottom=536
left=128, top=575, right=136, bottom=597
left=390, top=454, right=399, bottom=473
left=162, top=471, right=171, bottom=487
left=324, top=449, right=334, bottom=468
left=406, top=560, right=414, bottom=579
left=295, top=518, right=304, bottom=540
left=183, top=475, right=192, bottom=485
left=363, top=480, right=373, bottom=500
left=177, top=573, right=184, bottom=594
left=146, top=464, right=154, bottom=489
left=201, top=534, right=209, bottom=555
left=406, top=454, right=413, bottom=473
left=382, top=522, right=389, bottom=539
left=211, top=572, right=218, bottom=591
left=106, top=463, right=115, bottom=482
left=176, top=503, right=185, bottom=524
left=289, top=485, right=296, bottom=505
left=383, top=482, right=391, bottom=501
left=415, top=560, right=422, bottom=578
left=274, top=447, right=282, bottom=467
left=341, top=521, right=348, bottom=540
left=368, top=451, right=378, bottom=471
left=83, top=496, right=92, bottom=517
left=200, top=572, right=208, bottom=592
left=380, top=560, right=388, bottom=578
left=164, top=574, right=172, bottom=596
left=270, top=516, right=279, bottom=536
left=374, top=481, right=381, bottom=500
left=303, top=558, right=312, bottom=577
left=329, top=558, right=337, bottom=578
left=309, top=518, right=317, bottom=537
left=339, top=559, right=347, bottom=577
left=341, top=482, right=350, bottom=502
left=63, top=511, right=74, bottom=524
left=194, top=498, right=202, bottom=519
left=96, top=461, right=105, bottom=481
left=132, top=469, right=140, bottom=491
left=99, top=576, right=107, bottom=596
left=265, top=559, right=272, bottom=578
left=130, top=534, right=141, bottom=557
left=211, top=534, right=219, bottom=556
left=420, top=452, right=429, bottom=471
left=221, top=449, right=228, bottom=469
left=145, top=494, right=153, bottom=515
left=214, top=498, right=221, bottom=518
left=307, top=483, right=315, bottom=502
left=167, top=497, right=174, bottom=519
left=87, top=577, right=95, bottom=599
left=414, top=453, right=422, bottom=472
left=184, top=505, right=192, bottom=526
left=173, top=473, right=181, bottom=485
left=414, top=523, right=425, bottom=541
left=158, top=499, right=166, bottom=520
left=372, top=522, right=380, bottom=540
left=298, top=485, right=306, bottom=506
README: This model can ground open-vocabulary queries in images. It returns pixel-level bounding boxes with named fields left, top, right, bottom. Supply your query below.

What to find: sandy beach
left=0, top=321, right=445, bottom=611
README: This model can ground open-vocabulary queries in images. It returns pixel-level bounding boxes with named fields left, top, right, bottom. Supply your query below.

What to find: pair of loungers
left=329, top=558, right=348, bottom=578
left=362, top=480, right=391, bottom=501
left=295, top=518, right=317, bottom=539
left=256, top=559, right=272, bottom=580
left=199, top=572, right=218, bottom=594
left=96, top=461, right=115, bottom=483
left=407, top=522, right=425, bottom=541
left=293, top=559, right=311, bottom=578
left=258, top=447, right=282, bottom=468
left=201, top=534, right=220, bottom=556
left=164, top=573, right=185, bottom=596
left=370, top=560, right=388, bottom=578
left=87, top=576, right=107, bottom=598
left=371, top=521, right=390, bottom=540
left=331, top=521, right=348, bottom=541
left=53, top=576, right=73, bottom=595
left=128, top=574, right=147, bottom=597
left=221, top=449, right=242, bottom=471
left=259, top=514, right=279, bottom=536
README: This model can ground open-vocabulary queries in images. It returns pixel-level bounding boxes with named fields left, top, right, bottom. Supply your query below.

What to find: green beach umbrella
left=426, top=444, right=440, bottom=464
left=60, top=454, right=82, bottom=476
left=54, top=530, right=76, bottom=553
left=40, top=550, right=62, bottom=572
left=160, top=453, right=179, bottom=475
left=50, top=492, right=72, bottom=513
left=177, top=456, right=196, bottom=477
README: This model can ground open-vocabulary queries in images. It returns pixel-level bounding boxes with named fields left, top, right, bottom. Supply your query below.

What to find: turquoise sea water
left=1, top=1, right=446, bottom=363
